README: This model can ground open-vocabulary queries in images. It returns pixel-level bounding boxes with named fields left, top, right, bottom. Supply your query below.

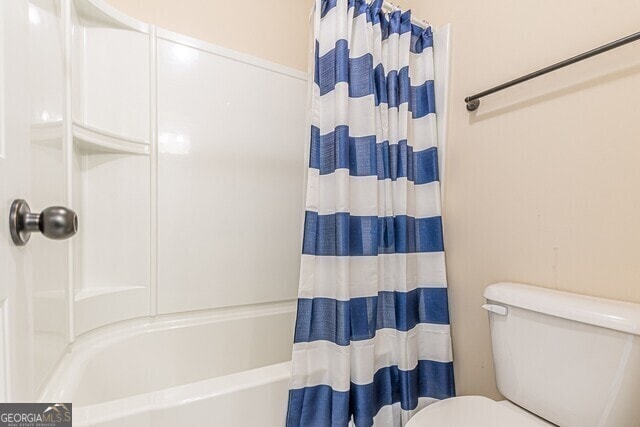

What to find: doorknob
left=9, top=199, right=78, bottom=246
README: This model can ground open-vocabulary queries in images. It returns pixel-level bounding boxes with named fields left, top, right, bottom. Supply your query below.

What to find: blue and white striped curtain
left=287, top=0, right=455, bottom=425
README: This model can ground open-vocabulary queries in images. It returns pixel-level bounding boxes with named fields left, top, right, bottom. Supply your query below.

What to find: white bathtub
left=40, top=301, right=296, bottom=426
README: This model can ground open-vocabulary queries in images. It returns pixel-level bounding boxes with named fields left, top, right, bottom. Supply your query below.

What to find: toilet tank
left=484, top=282, right=640, bottom=427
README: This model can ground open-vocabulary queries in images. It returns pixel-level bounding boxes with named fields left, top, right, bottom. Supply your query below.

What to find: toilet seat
left=406, top=396, right=553, bottom=427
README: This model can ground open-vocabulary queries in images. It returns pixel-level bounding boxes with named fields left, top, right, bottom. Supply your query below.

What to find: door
left=0, top=0, right=68, bottom=401
left=0, top=0, right=33, bottom=401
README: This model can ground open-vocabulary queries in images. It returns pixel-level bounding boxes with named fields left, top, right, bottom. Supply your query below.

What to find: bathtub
left=40, top=301, right=296, bottom=426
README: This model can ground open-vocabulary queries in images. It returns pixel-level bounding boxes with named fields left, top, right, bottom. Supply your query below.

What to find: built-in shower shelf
left=31, top=120, right=63, bottom=144
left=74, top=0, right=149, bottom=33
left=75, top=285, right=146, bottom=302
left=73, top=122, right=150, bottom=155
left=74, top=285, right=149, bottom=335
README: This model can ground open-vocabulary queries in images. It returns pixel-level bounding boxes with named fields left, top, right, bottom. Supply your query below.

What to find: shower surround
left=0, top=0, right=450, bottom=424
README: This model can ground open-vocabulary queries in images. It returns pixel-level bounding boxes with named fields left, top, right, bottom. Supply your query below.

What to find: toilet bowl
left=406, top=396, right=551, bottom=426
left=407, top=282, right=640, bottom=427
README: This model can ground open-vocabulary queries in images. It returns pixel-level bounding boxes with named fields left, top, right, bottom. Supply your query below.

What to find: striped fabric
left=287, top=0, right=455, bottom=425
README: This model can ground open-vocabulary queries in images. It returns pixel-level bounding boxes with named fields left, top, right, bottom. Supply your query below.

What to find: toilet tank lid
left=485, top=282, right=640, bottom=336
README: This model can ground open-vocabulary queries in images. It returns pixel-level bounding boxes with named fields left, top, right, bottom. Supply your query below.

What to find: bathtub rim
left=72, top=360, right=292, bottom=426
left=39, top=299, right=296, bottom=403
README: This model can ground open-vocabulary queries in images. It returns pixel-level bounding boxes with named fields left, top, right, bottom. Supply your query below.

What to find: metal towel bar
left=465, top=31, right=640, bottom=111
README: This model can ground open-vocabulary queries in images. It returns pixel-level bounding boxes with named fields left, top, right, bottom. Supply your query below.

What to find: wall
left=104, top=0, right=311, bottom=71
left=399, top=0, right=640, bottom=399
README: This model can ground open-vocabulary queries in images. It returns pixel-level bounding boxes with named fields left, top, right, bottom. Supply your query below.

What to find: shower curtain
left=287, top=0, right=455, bottom=425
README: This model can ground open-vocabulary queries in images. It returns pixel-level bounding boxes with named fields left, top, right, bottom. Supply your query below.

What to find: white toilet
left=407, top=282, right=640, bottom=427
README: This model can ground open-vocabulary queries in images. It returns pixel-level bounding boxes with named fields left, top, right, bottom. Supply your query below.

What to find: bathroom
left=0, top=0, right=639, bottom=425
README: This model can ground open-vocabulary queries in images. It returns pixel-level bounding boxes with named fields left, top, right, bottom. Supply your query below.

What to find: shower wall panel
left=157, top=36, right=307, bottom=313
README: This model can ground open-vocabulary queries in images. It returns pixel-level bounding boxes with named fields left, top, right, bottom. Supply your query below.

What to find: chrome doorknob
left=9, top=199, right=78, bottom=246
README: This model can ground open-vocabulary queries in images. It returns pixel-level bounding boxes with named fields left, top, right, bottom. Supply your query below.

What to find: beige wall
left=398, top=0, right=640, bottom=399
left=104, top=0, right=311, bottom=71
left=107, top=0, right=640, bottom=401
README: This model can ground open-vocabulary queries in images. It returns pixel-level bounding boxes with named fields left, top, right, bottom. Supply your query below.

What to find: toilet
left=407, top=282, right=640, bottom=427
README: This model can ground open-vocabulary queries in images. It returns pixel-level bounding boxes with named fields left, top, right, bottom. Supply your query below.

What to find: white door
left=0, top=0, right=33, bottom=401
left=0, top=0, right=69, bottom=401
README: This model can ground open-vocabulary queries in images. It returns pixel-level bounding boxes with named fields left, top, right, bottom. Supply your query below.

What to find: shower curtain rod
left=464, top=31, right=640, bottom=111
left=378, top=1, right=430, bottom=29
